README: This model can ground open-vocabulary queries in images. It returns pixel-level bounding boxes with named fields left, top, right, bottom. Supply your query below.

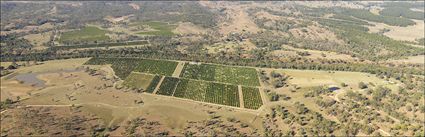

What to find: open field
left=273, top=69, right=400, bottom=91
left=367, top=19, right=424, bottom=42
left=136, top=21, right=176, bottom=36
left=23, top=31, right=52, bottom=50
left=388, top=55, right=425, bottom=64
left=58, top=26, right=110, bottom=43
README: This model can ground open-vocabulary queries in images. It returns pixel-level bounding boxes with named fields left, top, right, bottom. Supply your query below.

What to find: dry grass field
left=368, top=19, right=425, bottom=42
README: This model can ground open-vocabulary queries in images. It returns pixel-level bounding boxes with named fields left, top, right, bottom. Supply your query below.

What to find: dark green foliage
left=337, top=8, right=415, bottom=27
left=181, top=64, right=216, bottom=81
left=358, top=82, right=368, bottom=89
left=134, top=59, right=178, bottom=76
left=145, top=75, right=161, bottom=93
left=242, top=87, right=263, bottom=109
left=380, top=7, right=424, bottom=20
left=157, top=77, right=179, bottom=96
left=316, top=18, right=423, bottom=61
left=173, top=79, right=207, bottom=102
left=181, top=64, right=260, bottom=86
left=205, top=83, right=240, bottom=107
left=51, top=41, right=149, bottom=50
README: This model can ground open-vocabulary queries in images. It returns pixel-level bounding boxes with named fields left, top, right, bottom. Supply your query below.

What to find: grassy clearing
left=242, top=86, right=263, bottom=110
left=137, top=21, right=176, bottom=36
left=181, top=64, right=260, bottom=86
left=278, top=69, right=398, bottom=90
left=134, top=59, right=178, bottom=76
left=123, top=72, right=155, bottom=90
left=59, top=26, right=110, bottom=43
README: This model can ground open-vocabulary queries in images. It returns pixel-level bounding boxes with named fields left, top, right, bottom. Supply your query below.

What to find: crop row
left=180, top=63, right=260, bottom=86
left=157, top=77, right=180, bottom=96
left=135, top=59, right=178, bottom=76
left=145, top=76, right=161, bottom=93
left=242, top=86, right=263, bottom=109
left=162, top=77, right=241, bottom=107
left=84, top=57, right=178, bottom=79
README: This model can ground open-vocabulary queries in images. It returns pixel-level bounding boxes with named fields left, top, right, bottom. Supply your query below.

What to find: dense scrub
left=51, top=41, right=149, bottom=50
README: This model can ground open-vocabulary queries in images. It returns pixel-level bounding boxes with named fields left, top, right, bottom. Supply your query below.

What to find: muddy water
left=14, top=69, right=81, bottom=87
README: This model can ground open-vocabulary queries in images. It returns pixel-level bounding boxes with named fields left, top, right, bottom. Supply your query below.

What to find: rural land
left=0, top=1, right=424, bottom=136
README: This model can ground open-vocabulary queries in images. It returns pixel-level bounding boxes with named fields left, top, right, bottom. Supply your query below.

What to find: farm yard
left=84, top=57, right=264, bottom=109
left=84, top=57, right=265, bottom=109
left=180, top=64, right=260, bottom=86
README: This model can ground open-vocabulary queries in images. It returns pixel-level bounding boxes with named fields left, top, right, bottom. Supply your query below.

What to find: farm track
left=153, top=76, right=165, bottom=94
left=172, top=61, right=186, bottom=77
left=238, top=85, right=244, bottom=108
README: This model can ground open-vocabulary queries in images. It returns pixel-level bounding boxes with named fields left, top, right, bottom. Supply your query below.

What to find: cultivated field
left=58, top=26, right=110, bottom=43
left=181, top=63, right=260, bottom=86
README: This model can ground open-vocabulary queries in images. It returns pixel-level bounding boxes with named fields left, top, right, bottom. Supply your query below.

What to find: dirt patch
left=174, top=22, right=207, bottom=35
left=1, top=106, right=103, bottom=136
left=219, top=5, right=260, bottom=35
left=23, top=31, right=52, bottom=50
left=289, top=25, right=344, bottom=44
left=129, top=3, right=140, bottom=10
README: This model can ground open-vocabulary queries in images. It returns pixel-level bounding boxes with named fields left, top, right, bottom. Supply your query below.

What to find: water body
left=14, top=69, right=80, bottom=88
left=15, top=73, right=45, bottom=87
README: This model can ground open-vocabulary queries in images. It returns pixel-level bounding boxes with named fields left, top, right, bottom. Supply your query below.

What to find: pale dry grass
left=368, top=19, right=424, bottom=42
left=389, top=55, right=425, bottom=64
left=23, top=31, right=52, bottom=50
left=173, top=22, right=207, bottom=35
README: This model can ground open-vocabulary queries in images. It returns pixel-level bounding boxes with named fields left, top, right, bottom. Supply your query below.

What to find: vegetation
left=205, top=83, right=240, bottom=107
left=123, top=73, right=156, bottom=91
left=337, top=8, right=415, bottom=27
left=174, top=79, right=208, bottom=102
left=50, top=41, right=149, bottom=50
left=145, top=75, right=161, bottom=93
left=181, top=64, right=260, bottom=86
left=156, top=77, right=180, bottom=96
left=59, top=26, right=110, bottom=44
left=135, top=59, right=178, bottom=76
left=241, top=87, right=263, bottom=109
left=136, top=22, right=176, bottom=36
left=380, top=7, right=424, bottom=20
